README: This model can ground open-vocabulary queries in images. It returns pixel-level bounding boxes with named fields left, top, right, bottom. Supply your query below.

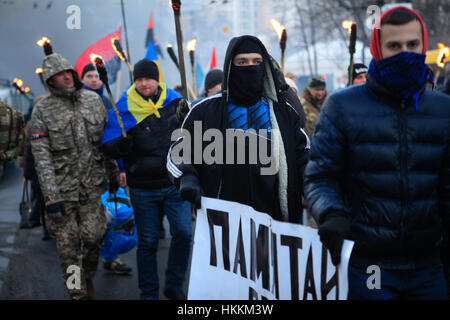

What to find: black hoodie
left=167, top=35, right=310, bottom=223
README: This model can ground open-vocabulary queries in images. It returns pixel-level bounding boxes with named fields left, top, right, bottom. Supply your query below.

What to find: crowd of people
left=0, top=5, right=449, bottom=300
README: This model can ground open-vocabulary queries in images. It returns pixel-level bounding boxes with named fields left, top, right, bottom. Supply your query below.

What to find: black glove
left=46, top=201, right=66, bottom=221
left=115, top=135, right=133, bottom=156
left=176, top=98, right=191, bottom=125
left=318, top=212, right=351, bottom=266
left=108, top=177, right=120, bottom=195
left=179, top=174, right=201, bottom=208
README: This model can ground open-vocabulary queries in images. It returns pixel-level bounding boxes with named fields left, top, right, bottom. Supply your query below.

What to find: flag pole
left=115, top=69, right=122, bottom=100
left=120, top=0, right=133, bottom=83
left=92, top=55, right=127, bottom=138
left=171, top=0, right=189, bottom=100
left=167, top=44, right=196, bottom=99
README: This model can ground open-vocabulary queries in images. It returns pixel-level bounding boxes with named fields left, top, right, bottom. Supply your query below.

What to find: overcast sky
left=0, top=0, right=197, bottom=98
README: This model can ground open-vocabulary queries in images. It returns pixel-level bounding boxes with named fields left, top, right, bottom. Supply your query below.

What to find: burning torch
left=13, top=78, right=34, bottom=105
left=35, top=67, right=45, bottom=87
left=270, top=19, right=287, bottom=73
left=167, top=44, right=196, bottom=99
left=434, top=43, right=448, bottom=88
left=187, top=39, right=198, bottom=99
left=111, top=36, right=133, bottom=77
left=90, top=53, right=127, bottom=138
left=171, top=0, right=189, bottom=99
left=342, top=21, right=357, bottom=87
left=167, top=44, right=180, bottom=70
left=36, top=37, right=53, bottom=56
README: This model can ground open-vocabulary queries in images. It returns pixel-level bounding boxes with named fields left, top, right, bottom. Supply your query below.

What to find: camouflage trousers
left=45, top=197, right=106, bottom=300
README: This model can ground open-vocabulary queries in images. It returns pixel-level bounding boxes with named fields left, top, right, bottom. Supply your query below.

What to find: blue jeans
left=129, top=185, right=192, bottom=300
left=348, top=263, right=448, bottom=300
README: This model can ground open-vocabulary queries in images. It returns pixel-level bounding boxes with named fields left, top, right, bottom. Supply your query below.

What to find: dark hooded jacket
left=167, top=35, right=310, bottom=223
left=304, top=74, right=450, bottom=269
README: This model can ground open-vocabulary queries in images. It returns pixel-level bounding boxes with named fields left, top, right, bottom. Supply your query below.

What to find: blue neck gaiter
left=368, top=51, right=434, bottom=111
left=84, top=84, right=104, bottom=98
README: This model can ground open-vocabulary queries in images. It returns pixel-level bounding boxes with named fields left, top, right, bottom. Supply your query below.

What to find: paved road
left=0, top=162, right=192, bottom=300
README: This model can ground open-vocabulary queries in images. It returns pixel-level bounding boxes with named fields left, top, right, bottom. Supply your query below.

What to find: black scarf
left=229, top=64, right=265, bottom=107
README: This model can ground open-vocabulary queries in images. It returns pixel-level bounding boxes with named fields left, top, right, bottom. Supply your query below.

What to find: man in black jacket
left=167, top=35, right=310, bottom=224
left=101, top=58, right=192, bottom=300
left=304, top=6, right=450, bottom=299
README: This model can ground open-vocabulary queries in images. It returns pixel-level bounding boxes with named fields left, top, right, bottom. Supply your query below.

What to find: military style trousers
left=45, top=197, right=106, bottom=300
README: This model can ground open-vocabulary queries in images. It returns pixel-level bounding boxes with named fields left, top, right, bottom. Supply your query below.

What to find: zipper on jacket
left=398, top=110, right=408, bottom=246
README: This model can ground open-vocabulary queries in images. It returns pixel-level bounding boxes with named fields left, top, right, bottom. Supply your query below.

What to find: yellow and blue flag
left=101, top=82, right=182, bottom=144
left=145, top=13, right=164, bottom=81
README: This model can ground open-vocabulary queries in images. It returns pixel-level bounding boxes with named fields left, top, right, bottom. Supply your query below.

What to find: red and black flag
left=75, top=26, right=122, bottom=84
left=208, top=46, right=217, bottom=71
left=145, top=12, right=164, bottom=58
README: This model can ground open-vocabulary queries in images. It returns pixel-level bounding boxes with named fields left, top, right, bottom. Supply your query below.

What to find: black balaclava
left=229, top=39, right=265, bottom=107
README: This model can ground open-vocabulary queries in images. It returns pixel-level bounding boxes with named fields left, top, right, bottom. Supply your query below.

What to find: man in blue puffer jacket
left=304, top=6, right=450, bottom=300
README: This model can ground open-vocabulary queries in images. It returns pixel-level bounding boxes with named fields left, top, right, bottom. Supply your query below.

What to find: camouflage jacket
left=0, top=101, right=25, bottom=162
left=31, top=53, right=118, bottom=204
left=300, top=88, right=326, bottom=138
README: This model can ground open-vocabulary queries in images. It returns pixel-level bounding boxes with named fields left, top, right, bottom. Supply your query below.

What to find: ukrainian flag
left=145, top=40, right=164, bottom=81
left=101, top=82, right=182, bottom=144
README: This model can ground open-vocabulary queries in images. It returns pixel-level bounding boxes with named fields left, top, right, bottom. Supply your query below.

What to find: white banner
left=188, top=197, right=354, bottom=300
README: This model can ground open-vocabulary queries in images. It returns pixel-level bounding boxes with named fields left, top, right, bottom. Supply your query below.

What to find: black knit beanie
left=233, top=38, right=264, bottom=56
left=204, top=69, right=223, bottom=91
left=133, top=58, right=159, bottom=82
left=352, top=63, right=368, bottom=79
left=81, top=63, right=96, bottom=79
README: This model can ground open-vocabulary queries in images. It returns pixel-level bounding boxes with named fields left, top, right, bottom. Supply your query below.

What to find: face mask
left=368, top=51, right=433, bottom=111
left=229, top=64, right=265, bottom=107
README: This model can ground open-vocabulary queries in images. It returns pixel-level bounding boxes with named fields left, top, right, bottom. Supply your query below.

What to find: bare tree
left=289, top=0, right=450, bottom=65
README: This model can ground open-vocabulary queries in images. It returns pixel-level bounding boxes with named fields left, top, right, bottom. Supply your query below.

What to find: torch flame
left=24, top=87, right=30, bottom=93
left=270, top=18, right=285, bottom=40
left=168, top=44, right=173, bottom=48
left=111, top=36, right=127, bottom=61
left=437, top=43, right=449, bottom=68
left=187, top=39, right=197, bottom=52
left=13, top=78, right=23, bottom=88
left=36, top=37, right=50, bottom=47
left=89, top=53, right=104, bottom=66
left=342, top=20, right=355, bottom=34
left=35, top=68, right=43, bottom=74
